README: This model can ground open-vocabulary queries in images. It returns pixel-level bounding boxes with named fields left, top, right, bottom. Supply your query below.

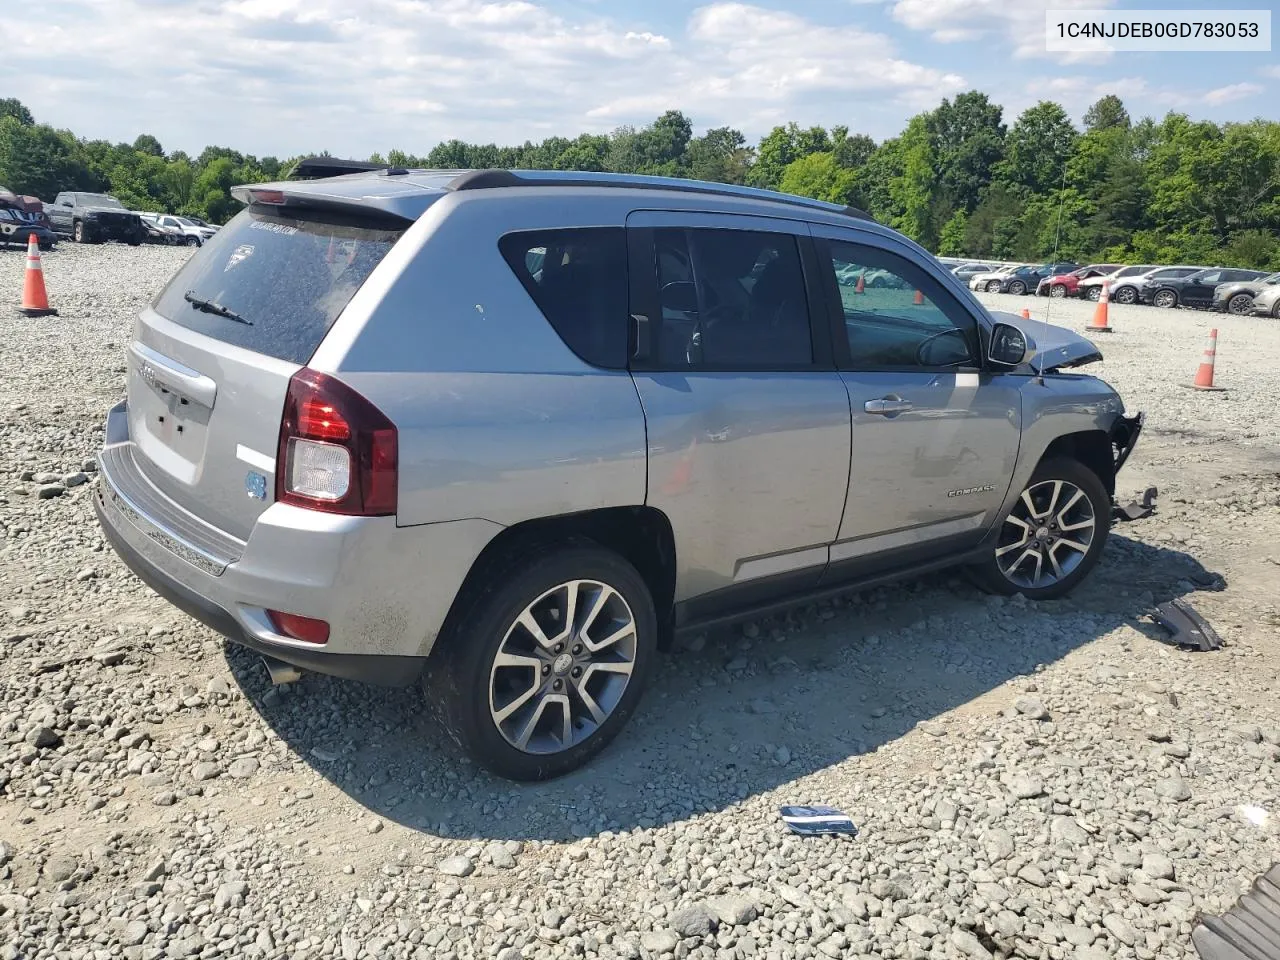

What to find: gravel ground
left=2, top=243, right=1279, bottom=960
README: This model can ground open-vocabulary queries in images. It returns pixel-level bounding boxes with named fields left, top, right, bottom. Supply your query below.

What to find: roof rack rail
left=445, top=169, right=876, bottom=223
left=288, top=157, right=393, bottom=181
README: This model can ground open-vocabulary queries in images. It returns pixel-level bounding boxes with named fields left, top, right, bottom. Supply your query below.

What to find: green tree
left=995, top=101, right=1077, bottom=196
left=686, top=127, right=752, bottom=184
left=133, top=134, right=164, bottom=157
left=1084, top=95, right=1129, bottom=133
left=778, top=152, right=856, bottom=204
left=889, top=116, right=937, bottom=247
left=926, top=91, right=1005, bottom=214
left=0, top=119, right=96, bottom=198
left=0, top=98, right=34, bottom=126
left=749, top=123, right=831, bottom=190
left=937, top=210, right=969, bottom=256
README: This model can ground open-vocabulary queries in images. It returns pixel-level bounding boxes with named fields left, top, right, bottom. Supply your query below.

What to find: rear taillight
left=276, top=369, right=397, bottom=516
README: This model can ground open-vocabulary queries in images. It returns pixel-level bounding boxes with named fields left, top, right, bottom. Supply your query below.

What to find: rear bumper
left=94, top=401, right=501, bottom=686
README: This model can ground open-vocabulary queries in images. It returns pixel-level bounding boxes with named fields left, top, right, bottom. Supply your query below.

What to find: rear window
left=153, top=207, right=404, bottom=365
left=498, top=228, right=628, bottom=369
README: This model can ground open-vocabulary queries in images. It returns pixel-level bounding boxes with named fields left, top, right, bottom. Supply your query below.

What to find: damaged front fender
left=1111, top=411, right=1144, bottom=475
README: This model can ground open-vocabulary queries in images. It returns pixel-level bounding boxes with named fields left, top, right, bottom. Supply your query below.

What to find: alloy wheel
left=1114, top=287, right=1136, bottom=304
left=488, top=579, right=637, bottom=755
left=1050, top=285, right=1067, bottom=298
left=1227, top=293, right=1253, bottom=315
left=1153, top=290, right=1177, bottom=308
left=996, top=479, right=1096, bottom=590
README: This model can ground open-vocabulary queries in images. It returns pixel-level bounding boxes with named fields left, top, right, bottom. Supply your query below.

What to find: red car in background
left=0, top=188, right=57, bottom=249
left=1036, top=263, right=1123, bottom=298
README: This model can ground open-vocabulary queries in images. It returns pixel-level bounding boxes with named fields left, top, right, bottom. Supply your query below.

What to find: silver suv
left=95, top=169, right=1144, bottom=780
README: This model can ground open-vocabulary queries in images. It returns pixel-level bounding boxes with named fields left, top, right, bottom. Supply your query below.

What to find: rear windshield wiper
left=183, top=291, right=252, bottom=325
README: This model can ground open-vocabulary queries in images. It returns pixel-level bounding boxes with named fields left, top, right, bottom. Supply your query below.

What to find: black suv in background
left=46, top=192, right=144, bottom=245
left=1212, top=272, right=1280, bottom=315
left=1142, top=267, right=1269, bottom=309
left=996, top=262, right=1080, bottom=296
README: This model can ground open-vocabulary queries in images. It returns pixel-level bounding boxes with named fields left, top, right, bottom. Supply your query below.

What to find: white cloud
left=890, top=0, right=1115, bottom=62
left=1262, top=65, right=1280, bottom=80
left=1203, top=82, right=1263, bottom=105
left=0, top=0, right=963, bottom=159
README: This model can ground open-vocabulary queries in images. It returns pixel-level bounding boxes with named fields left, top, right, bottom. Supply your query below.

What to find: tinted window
left=1194, top=271, right=1222, bottom=284
left=651, top=228, right=812, bottom=368
left=827, top=240, right=977, bottom=369
left=499, top=228, right=628, bottom=369
left=153, top=207, right=404, bottom=365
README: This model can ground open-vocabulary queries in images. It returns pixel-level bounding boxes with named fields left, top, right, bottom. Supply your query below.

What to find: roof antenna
left=1031, top=163, right=1071, bottom=387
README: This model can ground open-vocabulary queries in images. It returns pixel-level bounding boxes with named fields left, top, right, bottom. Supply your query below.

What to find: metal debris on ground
left=778, top=805, right=858, bottom=837
left=1115, top=486, right=1159, bottom=521
left=1192, top=864, right=1280, bottom=960
left=1151, top=598, right=1224, bottom=652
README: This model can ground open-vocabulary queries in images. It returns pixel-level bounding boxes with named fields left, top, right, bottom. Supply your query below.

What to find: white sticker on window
left=225, top=244, right=254, bottom=272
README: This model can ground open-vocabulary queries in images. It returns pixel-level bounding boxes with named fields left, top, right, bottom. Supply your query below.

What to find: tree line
left=2, top=93, right=1277, bottom=268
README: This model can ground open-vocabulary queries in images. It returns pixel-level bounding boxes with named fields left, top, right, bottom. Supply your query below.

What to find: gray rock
left=708, top=895, right=758, bottom=926
left=152, top=791, right=177, bottom=806
left=984, top=828, right=1015, bottom=863
left=1008, top=773, right=1045, bottom=799
left=191, top=761, right=221, bottom=782
left=227, top=757, right=259, bottom=779
left=1142, top=854, right=1175, bottom=880
left=1014, top=696, right=1049, bottom=720
left=871, top=878, right=909, bottom=901
left=1103, top=915, right=1137, bottom=945
left=42, top=854, right=77, bottom=883
left=0, top=842, right=13, bottom=866
left=63, top=472, right=89, bottom=488
left=1061, top=924, right=1094, bottom=947
left=437, top=856, right=474, bottom=877
left=669, top=902, right=718, bottom=938
left=776, top=883, right=814, bottom=908
left=36, top=484, right=66, bottom=499
left=1130, top=883, right=1166, bottom=905
left=122, top=919, right=149, bottom=946
left=486, top=843, right=516, bottom=869
left=902, top=914, right=938, bottom=938
left=213, top=880, right=248, bottom=911
left=1017, top=865, right=1048, bottom=887
left=1231, top=724, right=1262, bottom=743
left=1050, top=817, right=1090, bottom=845
left=1154, top=776, right=1191, bottom=801
left=26, top=726, right=61, bottom=749
left=641, top=930, right=679, bottom=953
left=951, top=929, right=993, bottom=959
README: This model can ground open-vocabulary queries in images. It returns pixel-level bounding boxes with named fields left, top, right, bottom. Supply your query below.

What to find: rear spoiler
left=286, top=157, right=395, bottom=180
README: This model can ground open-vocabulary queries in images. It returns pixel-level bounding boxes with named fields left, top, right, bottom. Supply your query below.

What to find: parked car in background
left=150, top=214, right=217, bottom=246
left=1077, top=265, right=1159, bottom=301
left=46, top=192, right=144, bottom=245
left=1106, top=266, right=1204, bottom=305
left=184, top=216, right=219, bottom=232
left=1250, top=283, right=1280, bottom=318
left=952, top=261, right=1000, bottom=282
left=91, top=167, right=1144, bottom=780
left=1140, top=267, right=1269, bottom=309
left=969, top=263, right=1026, bottom=292
left=139, top=215, right=186, bottom=246
left=995, top=262, right=1080, bottom=296
left=0, top=188, right=57, bottom=249
left=1212, top=272, right=1280, bottom=315
left=1037, top=264, right=1123, bottom=298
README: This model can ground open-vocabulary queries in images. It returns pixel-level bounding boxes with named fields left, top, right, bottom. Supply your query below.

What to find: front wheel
left=1113, top=286, right=1137, bottom=305
left=1085, top=286, right=1102, bottom=302
left=1227, top=293, right=1253, bottom=315
left=968, top=458, right=1111, bottom=601
left=425, top=542, right=657, bottom=781
left=1008, top=280, right=1026, bottom=295
left=985, top=280, right=1002, bottom=293
left=73, top=221, right=86, bottom=243
left=1153, top=289, right=1178, bottom=309
left=185, top=235, right=200, bottom=247
left=1049, top=284, right=1068, bottom=298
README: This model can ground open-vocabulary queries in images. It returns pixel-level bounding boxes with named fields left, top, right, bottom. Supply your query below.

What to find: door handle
left=864, top=397, right=914, bottom=416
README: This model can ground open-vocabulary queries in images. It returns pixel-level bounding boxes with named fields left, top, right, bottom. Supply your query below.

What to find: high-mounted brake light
left=250, top=189, right=287, bottom=205
left=276, top=369, right=397, bottom=516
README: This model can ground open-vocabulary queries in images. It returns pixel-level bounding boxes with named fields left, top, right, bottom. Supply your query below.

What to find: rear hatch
left=126, top=204, right=406, bottom=540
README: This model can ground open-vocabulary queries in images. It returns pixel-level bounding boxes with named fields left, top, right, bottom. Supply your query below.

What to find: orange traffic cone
left=16, top=234, right=57, bottom=317
left=1088, top=281, right=1112, bottom=333
left=854, top=274, right=864, bottom=294
left=1189, top=328, right=1225, bottom=392
left=1020, top=307, right=1031, bottom=320
left=913, top=289, right=924, bottom=305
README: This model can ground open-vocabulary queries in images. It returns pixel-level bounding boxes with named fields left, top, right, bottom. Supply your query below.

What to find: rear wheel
left=1113, top=286, right=1137, bottom=305
left=425, top=542, right=657, bottom=781
left=1227, top=293, right=1254, bottom=315
left=968, top=458, right=1110, bottom=601
left=985, top=280, right=1002, bottom=293
left=1085, top=286, right=1102, bottom=302
left=73, top=221, right=86, bottom=243
left=1153, top=289, right=1178, bottom=309
left=1049, top=284, right=1068, bottom=298
left=1008, top=280, right=1027, bottom=296
left=185, top=235, right=200, bottom=247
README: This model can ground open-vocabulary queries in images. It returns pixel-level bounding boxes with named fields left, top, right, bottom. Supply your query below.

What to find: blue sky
left=1, top=0, right=1276, bottom=159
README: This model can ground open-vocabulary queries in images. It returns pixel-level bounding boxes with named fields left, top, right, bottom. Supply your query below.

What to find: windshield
left=174, top=217, right=194, bottom=226
left=153, top=207, right=404, bottom=365
left=80, top=194, right=124, bottom=209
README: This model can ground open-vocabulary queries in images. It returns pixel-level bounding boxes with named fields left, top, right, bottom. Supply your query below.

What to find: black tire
left=1049, top=284, right=1068, bottom=298
left=186, top=235, right=200, bottom=247
left=1152, top=289, right=1178, bottom=309
left=1084, top=286, right=1102, bottom=301
left=1113, top=286, right=1137, bottom=305
left=1226, top=293, right=1253, bottom=315
left=1008, top=280, right=1027, bottom=296
left=985, top=280, right=1001, bottom=293
left=73, top=221, right=86, bottom=243
left=1272, top=298, right=1280, bottom=320
left=968, top=458, right=1111, bottom=601
left=424, top=541, right=658, bottom=781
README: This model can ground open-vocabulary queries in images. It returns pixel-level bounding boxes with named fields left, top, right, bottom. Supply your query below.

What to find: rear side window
left=499, top=228, right=628, bottom=369
left=153, top=208, right=404, bottom=365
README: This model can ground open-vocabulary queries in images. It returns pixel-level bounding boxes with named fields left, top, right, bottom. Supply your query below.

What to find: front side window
left=826, top=240, right=977, bottom=369
left=650, top=228, right=812, bottom=369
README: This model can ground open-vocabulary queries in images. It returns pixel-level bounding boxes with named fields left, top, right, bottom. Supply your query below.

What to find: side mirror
left=660, top=280, right=698, bottom=314
left=988, top=322, right=1033, bottom=367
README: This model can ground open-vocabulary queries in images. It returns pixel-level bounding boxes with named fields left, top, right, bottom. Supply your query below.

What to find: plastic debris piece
left=1151, top=598, right=1223, bottom=652
left=1192, top=863, right=1280, bottom=960
left=1115, top=486, right=1158, bottom=521
left=779, top=805, right=858, bottom=837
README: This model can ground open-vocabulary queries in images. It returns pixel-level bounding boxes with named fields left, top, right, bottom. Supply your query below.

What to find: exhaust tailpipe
left=261, top=655, right=303, bottom=686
